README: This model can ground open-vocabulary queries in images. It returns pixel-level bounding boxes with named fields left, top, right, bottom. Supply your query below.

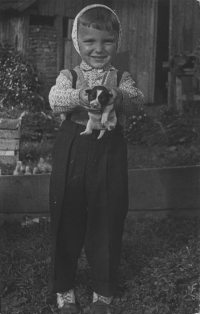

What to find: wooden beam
left=175, top=76, right=183, bottom=110
left=0, top=119, right=20, bottom=130
left=1, top=166, right=200, bottom=221
left=0, top=151, right=15, bottom=156
left=182, top=94, right=200, bottom=101
left=0, top=130, right=20, bottom=139
left=0, top=155, right=18, bottom=164
left=0, top=139, right=19, bottom=150
left=54, top=14, right=64, bottom=72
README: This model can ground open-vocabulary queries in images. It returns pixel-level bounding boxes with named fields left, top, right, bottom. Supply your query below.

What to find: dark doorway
left=154, top=0, right=170, bottom=104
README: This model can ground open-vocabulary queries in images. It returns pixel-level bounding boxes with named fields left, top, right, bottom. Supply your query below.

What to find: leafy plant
left=0, top=41, right=43, bottom=112
left=124, top=106, right=199, bottom=147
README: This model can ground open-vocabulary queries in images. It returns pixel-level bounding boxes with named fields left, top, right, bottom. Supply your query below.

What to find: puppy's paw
left=108, top=124, right=116, bottom=131
left=80, top=130, right=92, bottom=135
left=100, top=123, right=106, bottom=129
left=97, top=130, right=106, bottom=139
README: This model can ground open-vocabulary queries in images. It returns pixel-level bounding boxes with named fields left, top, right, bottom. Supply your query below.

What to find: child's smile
left=78, top=25, right=118, bottom=69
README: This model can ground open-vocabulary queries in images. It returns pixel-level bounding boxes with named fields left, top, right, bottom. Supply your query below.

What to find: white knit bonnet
left=71, top=4, right=122, bottom=55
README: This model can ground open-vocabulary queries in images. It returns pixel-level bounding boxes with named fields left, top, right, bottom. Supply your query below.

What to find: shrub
left=124, top=106, right=199, bottom=147
left=0, top=41, right=43, bottom=112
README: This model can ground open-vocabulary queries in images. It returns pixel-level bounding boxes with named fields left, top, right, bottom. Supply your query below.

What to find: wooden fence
left=0, top=166, right=200, bottom=222
left=0, top=118, right=21, bottom=164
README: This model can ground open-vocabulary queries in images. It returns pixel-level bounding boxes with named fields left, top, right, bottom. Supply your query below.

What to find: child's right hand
left=79, top=88, right=91, bottom=109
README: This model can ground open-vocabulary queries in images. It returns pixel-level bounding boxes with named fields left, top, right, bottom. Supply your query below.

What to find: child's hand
left=108, top=87, right=123, bottom=110
left=79, top=88, right=90, bottom=109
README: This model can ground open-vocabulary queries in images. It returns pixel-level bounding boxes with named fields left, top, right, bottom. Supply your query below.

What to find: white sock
left=57, top=289, right=75, bottom=308
left=93, top=292, right=113, bottom=304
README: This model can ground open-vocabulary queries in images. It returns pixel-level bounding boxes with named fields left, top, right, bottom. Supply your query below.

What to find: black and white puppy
left=80, top=86, right=117, bottom=139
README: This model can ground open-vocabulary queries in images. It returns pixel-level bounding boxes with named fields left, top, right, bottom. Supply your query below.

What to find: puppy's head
left=86, top=86, right=113, bottom=110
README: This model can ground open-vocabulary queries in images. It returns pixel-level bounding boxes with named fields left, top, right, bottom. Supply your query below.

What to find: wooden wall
left=37, top=0, right=82, bottom=17
left=113, top=0, right=158, bottom=103
left=168, top=0, right=200, bottom=106
left=0, top=11, right=28, bottom=53
left=169, top=0, right=200, bottom=56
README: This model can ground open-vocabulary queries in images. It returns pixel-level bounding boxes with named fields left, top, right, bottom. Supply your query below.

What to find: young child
left=48, top=4, right=144, bottom=314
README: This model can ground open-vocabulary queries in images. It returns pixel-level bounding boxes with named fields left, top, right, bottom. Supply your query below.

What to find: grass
left=0, top=216, right=199, bottom=314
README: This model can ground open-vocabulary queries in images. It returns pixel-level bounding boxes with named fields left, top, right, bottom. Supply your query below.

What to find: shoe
left=60, top=302, right=82, bottom=314
left=57, top=291, right=82, bottom=314
left=88, top=300, right=112, bottom=314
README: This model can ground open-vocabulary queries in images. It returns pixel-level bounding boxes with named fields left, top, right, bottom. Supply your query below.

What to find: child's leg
left=84, top=131, right=129, bottom=297
left=52, top=184, right=88, bottom=293
left=49, top=122, right=90, bottom=294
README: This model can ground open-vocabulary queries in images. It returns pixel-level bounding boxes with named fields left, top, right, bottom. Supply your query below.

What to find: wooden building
left=168, top=0, right=200, bottom=110
left=0, top=0, right=199, bottom=106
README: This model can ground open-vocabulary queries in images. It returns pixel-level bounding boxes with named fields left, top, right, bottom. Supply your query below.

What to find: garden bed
left=0, top=216, right=199, bottom=314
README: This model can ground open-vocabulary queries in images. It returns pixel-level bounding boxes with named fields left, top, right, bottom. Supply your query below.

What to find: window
left=29, top=15, right=55, bottom=26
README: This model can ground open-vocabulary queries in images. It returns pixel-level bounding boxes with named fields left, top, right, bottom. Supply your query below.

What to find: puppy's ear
left=85, top=89, right=91, bottom=94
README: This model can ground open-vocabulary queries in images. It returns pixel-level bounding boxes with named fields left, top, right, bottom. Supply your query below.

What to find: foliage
left=19, top=111, right=60, bottom=166
left=124, top=106, right=200, bottom=147
left=127, top=142, right=200, bottom=169
left=0, top=217, right=199, bottom=314
left=0, top=41, right=43, bottom=112
left=20, top=111, right=60, bottom=142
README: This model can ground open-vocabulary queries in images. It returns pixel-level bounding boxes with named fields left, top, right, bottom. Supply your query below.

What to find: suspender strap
left=116, top=70, right=123, bottom=87
left=64, top=69, right=78, bottom=120
left=69, top=69, right=78, bottom=89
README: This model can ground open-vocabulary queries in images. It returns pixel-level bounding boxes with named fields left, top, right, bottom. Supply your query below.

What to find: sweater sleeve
left=49, top=71, right=81, bottom=113
left=118, top=72, right=145, bottom=115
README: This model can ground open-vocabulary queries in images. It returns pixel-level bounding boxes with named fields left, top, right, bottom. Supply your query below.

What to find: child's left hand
left=107, top=88, right=123, bottom=110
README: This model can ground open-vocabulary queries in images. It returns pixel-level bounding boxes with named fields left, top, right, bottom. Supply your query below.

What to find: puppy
left=80, top=86, right=117, bottom=139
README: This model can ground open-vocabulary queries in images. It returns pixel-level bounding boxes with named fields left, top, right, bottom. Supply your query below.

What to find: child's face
left=78, top=24, right=118, bottom=69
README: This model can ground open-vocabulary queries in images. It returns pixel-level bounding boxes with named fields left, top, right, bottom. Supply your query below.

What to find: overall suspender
left=70, top=69, right=78, bottom=89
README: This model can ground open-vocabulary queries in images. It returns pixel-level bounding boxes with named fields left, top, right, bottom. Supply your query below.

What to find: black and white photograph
left=0, top=0, right=199, bottom=313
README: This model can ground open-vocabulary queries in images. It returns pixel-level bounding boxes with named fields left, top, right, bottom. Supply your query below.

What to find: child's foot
left=88, top=293, right=113, bottom=314
left=88, top=300, right=112, bottom=314
left=57, top=290, right=82, bottom=314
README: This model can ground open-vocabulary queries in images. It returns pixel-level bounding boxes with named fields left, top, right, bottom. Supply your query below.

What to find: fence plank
left=0, top=155, right=18, bottom=164
left=0, top=139, right=19, bottom=150
left=0, top=130, right=20, bottom=139
left=0, top=119, right=20, bottom=130
left=0, top=151, right=15, bottom=156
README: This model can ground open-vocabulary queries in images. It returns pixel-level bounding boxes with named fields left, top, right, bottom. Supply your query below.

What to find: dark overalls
left=48, top=70, right=129, bottom=297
